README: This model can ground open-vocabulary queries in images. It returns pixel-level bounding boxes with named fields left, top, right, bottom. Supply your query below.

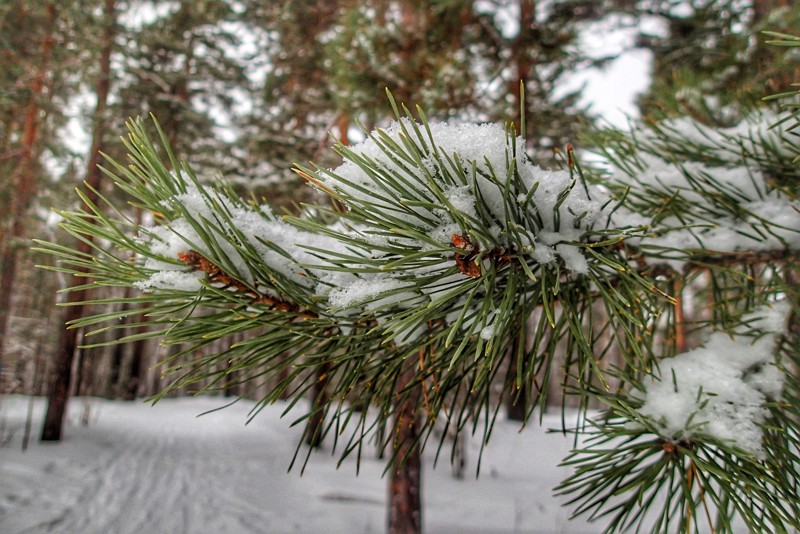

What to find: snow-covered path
left=32, top=414, right=283, bottom=534
left=1, top=396, right=590, bottom=533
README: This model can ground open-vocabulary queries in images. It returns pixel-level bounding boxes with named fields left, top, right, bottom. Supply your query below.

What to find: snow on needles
left=328, top=121, right=607, bottom=272
left=133, top=120, right=613, bottom=344
left=312, top=120, right=614, bottom=341
left=637, top=302, right=790, bottom=458
left=608, top=111, right=800, bottom=269
left=322, top=120, right=608, bottom=277
left=132, top=113, right=799, bottom=351
left=134, top=182, right=355, bottom=297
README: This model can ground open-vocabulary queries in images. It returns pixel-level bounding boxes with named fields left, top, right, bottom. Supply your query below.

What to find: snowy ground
left=0, top=396, right=596, bottom=534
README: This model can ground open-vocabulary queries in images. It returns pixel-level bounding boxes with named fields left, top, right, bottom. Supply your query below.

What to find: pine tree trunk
left=108, top=335, right=124, bottom=398
left=123, top=336, right=145, bottom=400
left=506, top=321, right=530, bottom=421
left=752, top=0, right=788, bottom=22
left=388, top=362, right=422, bottom=534
left=512, top=0, right=536, bottom=130
left=0, top=2, right=57, bottom=362
left=304, top=360, right=331, bottom=447
left=42, top=0, right=115, bottom=441
left=72, top=333, right=85, bottom=396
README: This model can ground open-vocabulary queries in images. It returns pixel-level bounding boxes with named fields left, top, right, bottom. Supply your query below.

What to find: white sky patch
left=117, top=1, right=179, bottom=30
left=557, top=14, right=665, bottom=128
left=637, top=302, right=790, bottom=458
left=41, top=91, right=96, bottom=180
left=475, top=0, right=519, bottom=39
left=563, top=49, right=653, bottom=128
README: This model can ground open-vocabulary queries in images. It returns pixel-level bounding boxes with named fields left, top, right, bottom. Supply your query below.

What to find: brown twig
left=451, top=233, right=510, bottom=278
left=177, top=249, right=315, bottom=317
left=684, top=249, right=800, bottom=270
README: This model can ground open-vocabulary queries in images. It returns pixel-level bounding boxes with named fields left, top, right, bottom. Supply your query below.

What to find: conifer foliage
left=37, top=78, right=800, bottom=532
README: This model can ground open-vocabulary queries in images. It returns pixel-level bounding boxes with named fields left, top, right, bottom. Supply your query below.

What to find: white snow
left=608, top=112, right=800, bottom=269
left=134, top=182, right=356, bottom=296
left=134, top=269, right=204, bottom=292
left=480, top=323, right=496, bottom=340
left=1, top=396, right=598, bottom=534
left=323, top=121, right=608, bottom=275
left=637, top=302, right=790, bottom=458
left=328, top=277, right=415, bottom=309
left=132, top=120, right=621, bottom=343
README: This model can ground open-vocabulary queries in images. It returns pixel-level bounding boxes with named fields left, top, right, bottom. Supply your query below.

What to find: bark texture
left=0, top=2, right=57, bottom=362
left=42, top=0, right=114, bottom=440
left=388, top=362, right=422, bottom=534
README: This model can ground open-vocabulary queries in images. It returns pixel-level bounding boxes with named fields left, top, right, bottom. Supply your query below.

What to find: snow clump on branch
left=322, top=120, right=609, bottom=275
left=314, top=120, right=627, bottom=342
left=637, top=301, right=790, bottom=458
left=607, top=111, right=800, bottom=270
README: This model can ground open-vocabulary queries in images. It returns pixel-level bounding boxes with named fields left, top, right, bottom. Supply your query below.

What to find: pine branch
left=176, top=249, right=314, bottom=317
left=34, top=89, right=800, bottom=532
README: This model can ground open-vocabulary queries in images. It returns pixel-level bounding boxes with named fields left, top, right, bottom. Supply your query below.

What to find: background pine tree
left=3, top=1, right=800, bottom=532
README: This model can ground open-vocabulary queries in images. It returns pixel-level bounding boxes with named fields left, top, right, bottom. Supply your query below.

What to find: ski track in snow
left=1, top=396, right=591, bottom=534
left=43, top=431, right=267, bottom=534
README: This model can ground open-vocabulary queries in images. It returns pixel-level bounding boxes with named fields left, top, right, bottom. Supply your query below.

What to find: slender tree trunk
left=123, top=336, right=145, bottom=400
left=506, top=316, right=532, bottom=421
left=305, top=360, right=331, bottom=447
left=512, top=0, right=536, bottom=131
left=506, top=357, right=527, bottom=420
left=673, top=278, right=687, bottom=353
left=72, top=333, right=85, bottom=396
left=22, top=323, right=48, bottom=451
left=337, top=112, right=350, bottom=147
left=752, top=0, right=788, bottom=22
left=388, top=362, right=422, bottom=534
left=42, top=0, right=115, bottom=441
left=0, top=2, right=57, bottom=362
left=108, top=333, right=124, bottom=398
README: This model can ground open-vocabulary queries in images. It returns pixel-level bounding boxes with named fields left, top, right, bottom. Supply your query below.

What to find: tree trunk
left=42, top=0, right=115, bottom=441
left=0, top=2, right=57, bottom=362
left=388, top=362, right=422, bottom=534
left=108, top=334, right=124, bottom=398
left=304, top=360, right=332, bottom=447
left=72, top=332, right=85, bottom=396
left=752, top=0, right=788, bottom=22
left=123, top=336, right=145, bottom=400
left=506, top=321, right=530, bottom=421
left=512, top=0, right=536, bottom=131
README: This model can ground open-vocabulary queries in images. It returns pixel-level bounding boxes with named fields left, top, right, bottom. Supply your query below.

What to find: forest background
left=1, top=0, right=797, bottom=415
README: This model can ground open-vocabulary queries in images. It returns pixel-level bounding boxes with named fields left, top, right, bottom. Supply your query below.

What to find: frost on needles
left=134, top=119, right=627, bottom=345
left=605, top=111, right=800, bottom=270
left=637, top=302, right=790, bottom=459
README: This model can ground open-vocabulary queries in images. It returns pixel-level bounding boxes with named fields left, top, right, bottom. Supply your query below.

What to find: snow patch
left=637, top=302, right=790, bottom=458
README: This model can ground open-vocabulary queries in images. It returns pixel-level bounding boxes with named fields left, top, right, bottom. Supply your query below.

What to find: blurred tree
left=636, top=0, right=800, bottom=125
left=239, top=0, right=636, bottom=210
left=114, top=0, right=249, bottom=173
left=42, top=0, right=117, bottom=442
left=325, top=0, right=607, bottom=160
left=0, top=1, right=58, bottom=372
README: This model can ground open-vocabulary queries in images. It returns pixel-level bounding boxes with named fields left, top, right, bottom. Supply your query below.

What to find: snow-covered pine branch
left=596, top=111, right=800, bottom=271
left=558, top=302, right=800, bottom=533
left=35, top=99, right=800, bottom=533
